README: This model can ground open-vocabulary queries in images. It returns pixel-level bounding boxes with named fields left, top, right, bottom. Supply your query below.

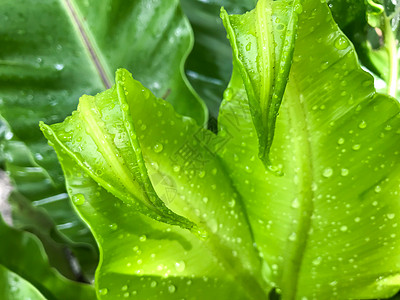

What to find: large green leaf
left=0, top=216, right=95, bottom=300
left=0, top=0, right=207, bottom=276
left=221, top=0, right=301, bottom=168
left=42, top=69, right=269, bottom=299
left=42, top=0, right=400, bottom=299
left=218, top=0, right=400, bottom=298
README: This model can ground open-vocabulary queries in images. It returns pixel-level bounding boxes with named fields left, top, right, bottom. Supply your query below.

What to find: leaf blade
left=218, top=0, right=400, bottom=298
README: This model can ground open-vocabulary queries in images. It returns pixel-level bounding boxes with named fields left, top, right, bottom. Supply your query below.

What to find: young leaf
left=42, top=69, right=270, bottom=299
left=221, top=0, right=301, bottom=169
left=218, top=0, right=400, bottom=298
left=41, top=70, right=196, bottom=231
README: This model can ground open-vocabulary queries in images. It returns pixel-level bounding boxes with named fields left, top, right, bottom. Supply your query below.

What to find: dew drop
left=99, top=288, right=108, bottom=295
left=72, top=194, right=85, bottom=206
left=294, top=3, right=303, bottom=13
left=291, top=198, right=300, bottom=208
left=374, top=185, right=382, bottom=193
left=109, top=223, right=118, bottom=231
left=322, top=168, right=333, bottom=178
left=139, top=235, right=147, bottom=242
left=246, top=42, right=252, bottom=51
left=168, top=285, right=176, bottom=293
left=358, top=120, right=367, bottom=129
left=352, top=144, right=361, bottom=151
left=340, top=168, right=349, bottom=176
left=385, top=125, right=392, bottom=131
left=387, top=213, right=395, bottom=219
left=209, top=219, right=218, bottom=233
left=312, top=256, right=322, bottom=266
left=334, top=36, right=349, bottom=50
left=223, top=88, right=233, bottom=101
left=337, top=137, right=345, bottom=145
left=244, top=165, right=252, bottom=173
left=276, top=23, right=285, bottom=31
left=150, top=281, right=157, bottom=288
left=228, top=199, right=236, bottom=208
left=202, top=197, right=209, bottom=204
left=54, top=63, right=64, bottom=71
left=175, top=261, right=186, bottom=272
left=153, top=143, right=164, bottom=153
left=173, top=165, right=180, bottom=172
left=329, top=280, right=338, bottom=287
left=340, top=225, right=348, bottom=232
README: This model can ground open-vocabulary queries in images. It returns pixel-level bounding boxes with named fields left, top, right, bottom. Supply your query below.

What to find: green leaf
left=0, top=265, right=46, bottom=300
left=0, top=215, right=96, bottom=300
left=40, top=70, right=197, bottom=231
left=8, top=191, right=98, bottom=281
left=2, top=137, right=98, bottom=279
left=218, top=0, right=400, bottom=298
left=42, top=68, right=270, bottom=299
left=221, top=0, right=301, bottom=168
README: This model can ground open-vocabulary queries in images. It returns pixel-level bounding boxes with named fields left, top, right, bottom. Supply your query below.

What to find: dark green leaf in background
left=0, top=265, right=46, bottom=300
left=181, top=0, right=257, bottom=120
left=0, top=216, right=96, bottom=300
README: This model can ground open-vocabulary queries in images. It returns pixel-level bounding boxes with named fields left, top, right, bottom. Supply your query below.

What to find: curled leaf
left=221, top=0, right=301, bottom=170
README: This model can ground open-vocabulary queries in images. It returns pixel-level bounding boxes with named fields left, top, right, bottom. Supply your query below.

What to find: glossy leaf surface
left=221, top=0, right=300, bottom=167
left=43, top=69, right=269, bottom=299
left=218, top=0, right=400, bottom=298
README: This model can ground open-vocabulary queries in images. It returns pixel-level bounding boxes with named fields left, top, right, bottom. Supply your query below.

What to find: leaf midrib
left=256, top=0, right=274, bottom=131
left=280, top=82, right=315, bottom=300
left=61, top=0, right=112, bottom=89
left=78, top=97, right=156, bottom=211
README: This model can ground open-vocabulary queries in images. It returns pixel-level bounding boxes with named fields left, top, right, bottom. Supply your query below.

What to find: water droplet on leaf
left=322, top=168, right=333, bottom=178
left=334, top=36, right=349, bottom=50
left=153, top=143, right=163, bottom=153
left=175, top=261, right=186, bottom=272
left=72, top=194, right=85, bottom=205
left=168, top=285, right=176, bottom=293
